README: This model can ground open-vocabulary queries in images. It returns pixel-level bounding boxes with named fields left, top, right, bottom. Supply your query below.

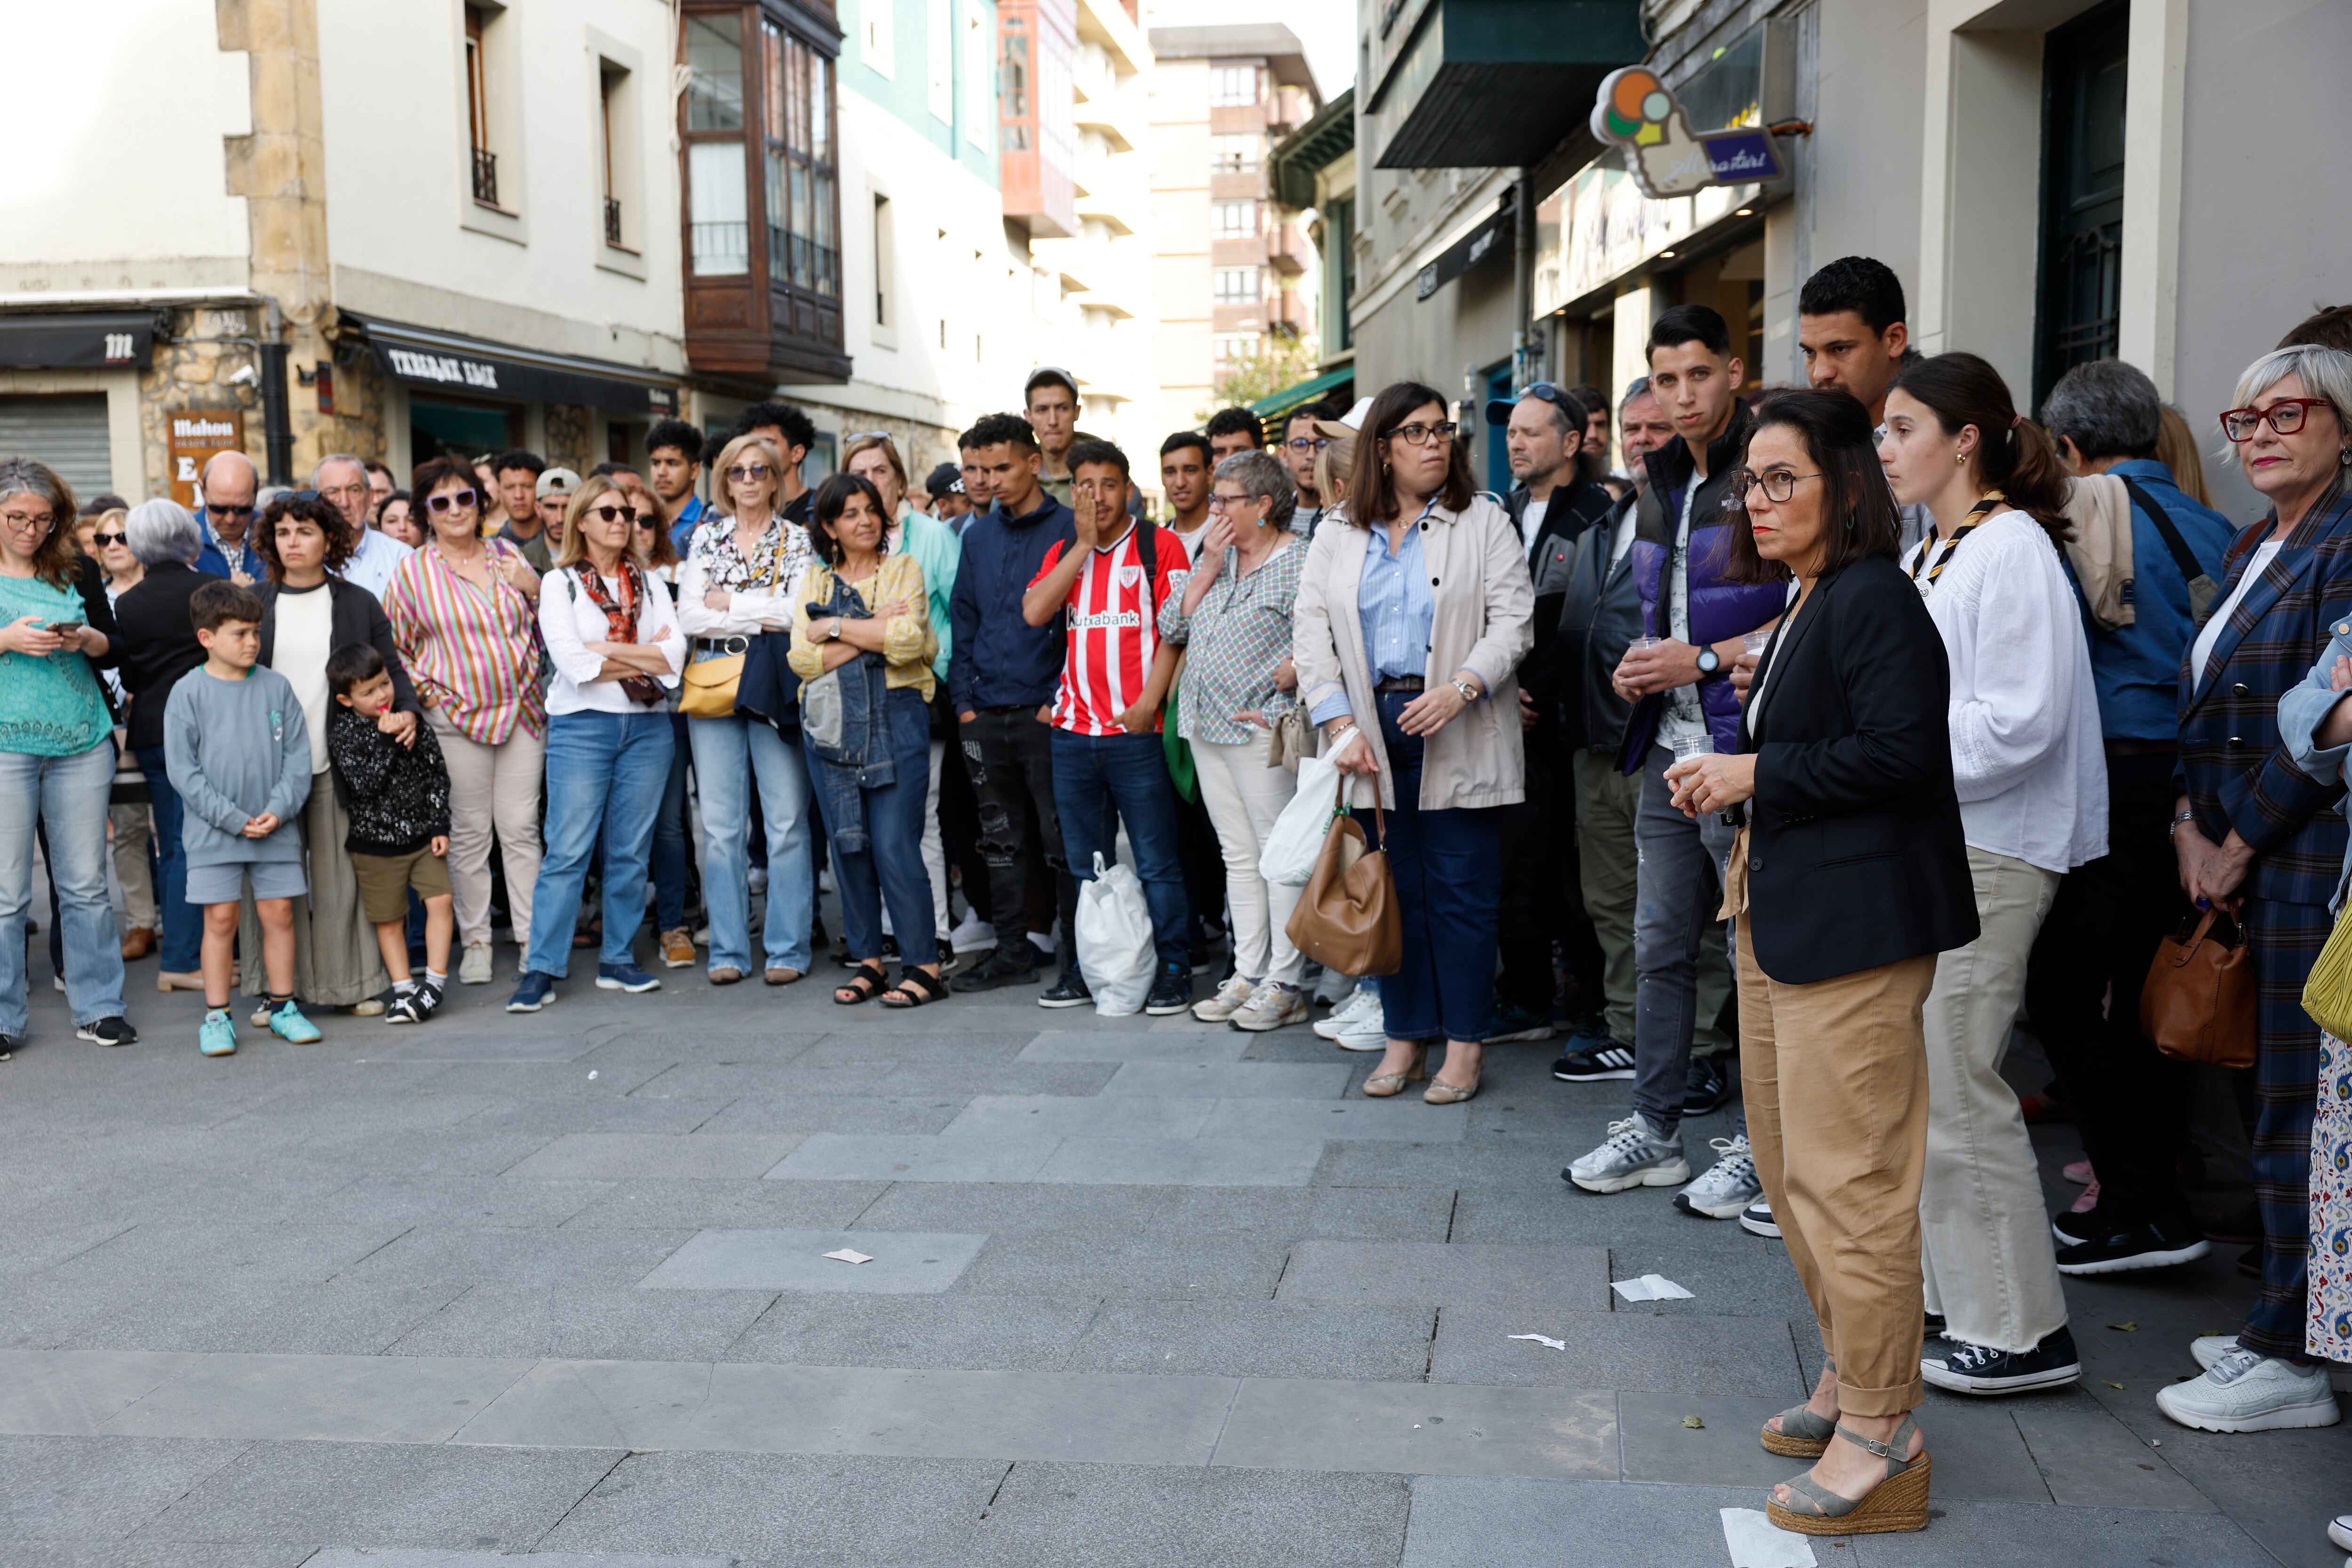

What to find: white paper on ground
left=1611, top=1273, right=1695, bottom=1302
left=822, top=1248, right=874, bottom=1264
left=1720, top=1507, right=1817, bottom=1568
left=1508, top=1333, right=1568, bottom=1350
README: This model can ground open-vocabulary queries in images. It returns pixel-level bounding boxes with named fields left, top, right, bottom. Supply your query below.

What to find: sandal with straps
left=1761, top=1359, right=1836, bottom=1457
left=834, top=962, right=888, bottom=1005
left=880, top=968, right=950, bottom=1009
left=1766, top=1411, right=1931, bottom=1536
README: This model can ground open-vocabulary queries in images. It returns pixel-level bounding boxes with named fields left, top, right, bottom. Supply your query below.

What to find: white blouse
left=538, top=563, right=686, bottom=717
left=1900, top=509, right=2108, bottom=873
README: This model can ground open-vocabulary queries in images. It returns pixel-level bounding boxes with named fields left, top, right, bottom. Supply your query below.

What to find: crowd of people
left=3, top=263, right=2349, bottom=1545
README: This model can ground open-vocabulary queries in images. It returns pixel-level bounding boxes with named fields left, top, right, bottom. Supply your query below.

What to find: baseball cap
left=536, top=467, right=581, bottom=501
left=1024, top=366, right=1080, bottom=402
left=1485, top=382, right=1590, bottom=428
left=924, top=462, right=964, bottom=501
left=1311, top=395, right=1374, bottom=444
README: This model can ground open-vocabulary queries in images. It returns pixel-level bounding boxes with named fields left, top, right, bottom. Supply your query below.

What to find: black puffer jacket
left=1551, top=492, right=1644, bottom=756
left=326, top=703, right=452, bottom=855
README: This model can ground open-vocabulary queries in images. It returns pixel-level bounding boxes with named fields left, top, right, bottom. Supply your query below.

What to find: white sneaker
left=2155, top=1345, right=2341, bottom=1432
left=1673, top=1135, right=1761, bottom=1219
left=458, top=942, right=494, bottom=985
left=1739, top=1197, right=1781, bottom=1238
left=1335, top=1002, right=1388, bottom=1051
left=1565, top=1114, right=1690, bottom=1194
left=748, top=866, right=769, bottom=896
left=2328, top=1514, right=2352, bottom=1552
left=949, top=912, right=996, bottom=953
left=1315, top=987, right=1378, bottom=1039
left=2191, top=1334, right=2239, bottom=1371
left=1313, top=969, right=1357, bottom=1008
left=1192, top=974, right=1258, bottom=1023
left=1232, top=980, right=1310, bottom=1032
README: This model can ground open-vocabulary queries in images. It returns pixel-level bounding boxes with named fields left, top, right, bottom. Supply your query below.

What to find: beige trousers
left=1192, top=732, right=1306, bottom=987
left=238, top=776, right=390, bottom=1005
left=109, top=803, right=156, bottom=934
left=1918, top=845, right=2070, bottom=1354
left=429, top=707, right=544, bottom=950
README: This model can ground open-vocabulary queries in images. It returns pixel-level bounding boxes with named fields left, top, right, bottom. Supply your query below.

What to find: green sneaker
left=199, top=1008, right=238, bottom=1057
left=268, top=1000, right=322, bottom=1044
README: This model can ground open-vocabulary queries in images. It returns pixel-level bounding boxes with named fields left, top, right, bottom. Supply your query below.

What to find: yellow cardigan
left=786, top=551, right=939, bottom=700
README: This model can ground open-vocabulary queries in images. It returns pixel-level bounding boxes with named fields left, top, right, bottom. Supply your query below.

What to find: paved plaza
left=0, top=931, right=2344, bottom=1568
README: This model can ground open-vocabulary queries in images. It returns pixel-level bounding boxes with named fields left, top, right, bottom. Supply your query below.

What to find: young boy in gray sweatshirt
left=163, top=580, right=319, bottom=1056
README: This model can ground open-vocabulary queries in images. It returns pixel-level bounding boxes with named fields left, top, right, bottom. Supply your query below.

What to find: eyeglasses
left=584, top=503, right=639, bottom=525
left=205, top=501, right=255, bottom=516
left=845, top=431, right=891, bottom=443
left=424, top=488, right=479, bottom=513
left=91, top=530, right=127, bottom=546
left=1729, top=469, right=1826, bottom=505
left=727, top=463, right=774, bottom=483
left=1380, top=421, right=1457, bottom=447
left=1, top=510, right=55, bottom=532
left=2220, top=398, right=2333, bottom=442
left=1283, top=437, right=1329, bottom=453
left=1208, top=492, right=1259, bottom=510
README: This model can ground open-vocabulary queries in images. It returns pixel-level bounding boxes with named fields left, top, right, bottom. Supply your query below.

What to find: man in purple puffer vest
left=1565, top=305, right=1785, bottom=1212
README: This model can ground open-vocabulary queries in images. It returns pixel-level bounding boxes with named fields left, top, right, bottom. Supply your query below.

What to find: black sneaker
left=1486, top=1000, right=1555, bottom=1043
left=1683, top=1053, right=1732, bottom=1115
left=1739, top=1198, right=1781, bottom=1238
left=2050, top=1205, right=2105, bottom=1247
left=952, top=945, right=1039, bottom=994
left=1551, top=1039, right=1637, bottom=1081
left=75, top=1016, right=138, bottom=1047
left=2055, top=1217, right=2213, bottom=1276
left=1144, top=961, right=1194, bottom=1015
left=1924, top=1311, right=1947, bottom=1340
left=0, top=1033, right=15, bottom=1060
left=1921, top=1325, right=2081, bottom=1395
left=1038, top=969, right=1092, bottom=1008
left=385, top=983, right=443, bottom=1026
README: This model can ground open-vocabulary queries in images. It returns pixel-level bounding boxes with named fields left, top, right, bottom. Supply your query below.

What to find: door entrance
left=2034, top=1, right=2129, bottom=405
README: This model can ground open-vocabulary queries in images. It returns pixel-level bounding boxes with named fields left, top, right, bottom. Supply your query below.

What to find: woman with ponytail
left=1877, top=351, right=2106, bottom=1398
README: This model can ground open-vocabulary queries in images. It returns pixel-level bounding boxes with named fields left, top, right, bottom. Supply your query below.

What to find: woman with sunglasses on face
left=79, top=509, right=161, bottom=963
left=1667, top=389, right=1974, bottom=1536
left=2186, top=343, right=2352, bottom=1437
left=611, top=467, right=699, bottom=971
left=381, top=457, right=546, bottom=988
left=675, top=434, right=818, bottom=986
left=1293, top=381, right=1534, bottom=1103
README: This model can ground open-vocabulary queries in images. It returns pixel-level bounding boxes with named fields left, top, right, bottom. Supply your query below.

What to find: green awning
left=1248, top=365, right=1354, bottom=419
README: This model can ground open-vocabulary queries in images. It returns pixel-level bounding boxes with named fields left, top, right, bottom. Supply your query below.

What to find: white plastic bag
left=1260, top=728, right=1361, bottom=888
left=1075, top=852, right=1156, bottom=1015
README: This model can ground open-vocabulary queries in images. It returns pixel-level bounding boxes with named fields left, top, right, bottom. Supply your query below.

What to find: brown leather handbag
left=2139, top=908, right=2257, bottom=1068
left=1285, top=774, right=1402, bottom=977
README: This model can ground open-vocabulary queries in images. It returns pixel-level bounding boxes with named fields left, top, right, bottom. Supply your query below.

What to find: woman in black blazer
left=1664, top=390, right=1977, bottom=1539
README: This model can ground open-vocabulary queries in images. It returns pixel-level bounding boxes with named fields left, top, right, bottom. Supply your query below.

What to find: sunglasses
left=206, top=501, right=255, bottom=516
left=584, top=502, right=639, bottom=525
left=91, top=530, right=127, bottom=546
left=425, top=488, right=480, bottom=513
left=727, top=463, right=774, bottom=483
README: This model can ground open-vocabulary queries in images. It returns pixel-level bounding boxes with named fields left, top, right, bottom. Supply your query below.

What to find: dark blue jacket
left=948, top=491, right=1076, bottom=715
left=2064, top=458, right=2233, bottom=742
left=193, top=507, right=264, bottom=581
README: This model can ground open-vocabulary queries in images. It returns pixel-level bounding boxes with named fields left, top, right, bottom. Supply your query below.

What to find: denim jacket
left=800, top=573, right=893, bottom=853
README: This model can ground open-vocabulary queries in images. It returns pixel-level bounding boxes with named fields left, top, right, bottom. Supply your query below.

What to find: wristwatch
left=1695, top=646, right=1721, bottom=677
left=1449, top=677, right=1479, bottom=703
left=824, top=618, right=842, bottom=641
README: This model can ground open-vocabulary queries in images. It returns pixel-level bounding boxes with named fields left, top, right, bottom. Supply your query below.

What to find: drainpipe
left=258, top=297, right=294, bottom=485
left=1512, top=168, right=1537, bottom=392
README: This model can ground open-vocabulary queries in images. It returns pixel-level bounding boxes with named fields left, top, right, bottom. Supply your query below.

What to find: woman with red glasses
left=381, top=456, right=546, bottom=988
left=2173, top=342, right=2352, bottom=1437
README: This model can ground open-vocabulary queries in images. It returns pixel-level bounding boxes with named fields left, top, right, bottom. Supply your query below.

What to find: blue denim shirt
left=799, top=573, right=893, bottom=853
left=2065, top=458, right=2235, bottom=742
left=1309, top=503, right=1437, bottom=724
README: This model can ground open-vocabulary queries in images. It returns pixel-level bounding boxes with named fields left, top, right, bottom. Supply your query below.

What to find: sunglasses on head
left=425, top=488, right=479, bottom=513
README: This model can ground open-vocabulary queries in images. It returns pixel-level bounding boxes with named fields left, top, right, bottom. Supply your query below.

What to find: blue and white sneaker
left=1740, top=1197, right=1782, bottom=1238
left=1565, top=1114, right=1689, bottom=1194
left=267, top=1000, right=322, bottom=1044
left=1674, top=1134, right=1761, bottom=1219
left=199, top=1008, right=238, bottom=1057
left=507, top=972, right=557, bottom=1012
left=595, top=962, right=661, bottom=994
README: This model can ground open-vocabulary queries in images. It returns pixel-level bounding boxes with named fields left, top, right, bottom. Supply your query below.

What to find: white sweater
left=1902, top=509, right=2108, bottom=873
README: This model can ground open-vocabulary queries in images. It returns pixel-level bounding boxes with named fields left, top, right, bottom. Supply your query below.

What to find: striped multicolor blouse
left=381, top=539, right=547, bottom=746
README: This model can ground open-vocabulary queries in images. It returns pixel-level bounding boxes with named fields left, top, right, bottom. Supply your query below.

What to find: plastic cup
left=1742, top=628, right=1772, bottom=656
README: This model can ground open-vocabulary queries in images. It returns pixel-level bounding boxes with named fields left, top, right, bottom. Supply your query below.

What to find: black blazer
left=256, top=578, right=420, bottom=714
left=112, top=560, right=209, bottom=753
left=1738, top=555, right=1978, bottom=985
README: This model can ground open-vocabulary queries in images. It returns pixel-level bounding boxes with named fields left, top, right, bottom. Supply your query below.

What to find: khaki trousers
left=429, top=707, right=545, bottom=950
left=1918, top=846, right=2070, bottom=1354
left=1737, top=920, right=1938, bottom=1417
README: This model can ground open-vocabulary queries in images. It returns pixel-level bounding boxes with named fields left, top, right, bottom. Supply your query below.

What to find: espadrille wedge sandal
left=1760, top=1359, right=1836, bottom=1457
left=1765, top=1412, right=1931, bottom=1536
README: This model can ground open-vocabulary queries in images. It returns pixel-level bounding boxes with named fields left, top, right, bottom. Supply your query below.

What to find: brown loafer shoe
left=708, top=966, right=745, bottom=986
left=764, top=967, right=803, bottom=986
left=120, top=927, right=155, bottom=961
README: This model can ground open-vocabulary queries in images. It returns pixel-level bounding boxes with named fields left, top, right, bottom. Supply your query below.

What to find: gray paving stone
left=35, top=1222, right=414, bottom=1287
left=1032, top=1137, right=1324, bottom=1187
left=1158, top=1184, right=1454, bottom=1240
left=2010, top=1399, right=2215, bottom=1512
left=302, top=1175, right=615, bottom=1230
left=353, top=1031, right=603, bottom=1064
left=455, top=1359, right=1237, bottom=1466
left=939, top=1094, right=1214, bottom=1140
left=1201, top=1096, right=1467, bottom=1142
left=1446, top=1181, right=1732, bottom=1247
left=308, top=1552, right=731, bottom=1568
left=1399, top=1474, right=1773, bottom=1568
left=558, top=1178, right=887, bottom=1233
left=129, top=1439, right=620, bottom=1548
left=765, top=1133, right=1061, bottom=1184
left=535, top=1449, right=998, bottom=1566
left=339, top=1226, right=696, bottom=1289
left=388, top=1286, right=778, bottom=1362
left=1277, top=1241, right=1612, bottom=1311
left=460, top=1097, right=747, bottom=1138
left=797, top=1030, right=1047, bottom=1065
left=849, top=1181, right=1170, bottom=1239
left=638, top=1229, right=986, bottom=1293
left=0, top=1433, right=251, bottom=1542
left=0, top=1351, right=199, bottom=1436
left=1616, top=1391, right=1835, bottom=1487
left=1213, top=1378, right=1617, bottom=1480
left=872, top=1061, right=1122, bottom=1098
left=507, top=1134, right=805, bottom=1181
left=1429, top=1307, right=1806, bottom=1395
left=1600, top=1242, right=1821, bottom=1322
left=1844, top=1498, right=2279, bottom=1567
left=1098, top=1061, right=1352, bottom=1099
left=101, top=1352, right=538, bottom=1443
left=726, top=1293, right=1099, bottom=1372
left=966, top=1460, right=1411, bottom=1568
left=50, top=1278, right=468, bottom=1357
left=3, top=1544, right=315, bottom=1568
left=1016, top=1032, right=1248, bottom=1065
left=0, top=1218, right=141, bottom=1277
left=1065, top=1299, right=1435, bottom=1381
left=950, top=1233, right=1289, bottom=1301
left=291, top=1128, right=559, bottom=1177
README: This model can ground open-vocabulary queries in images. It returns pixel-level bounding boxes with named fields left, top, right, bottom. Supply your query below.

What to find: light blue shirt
left=1309, top=502, right=1437, bottom=724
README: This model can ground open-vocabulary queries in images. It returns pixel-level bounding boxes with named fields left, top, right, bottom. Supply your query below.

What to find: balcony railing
left=471, top=147, right=499, bottom=207
left=604, top=196, right=624, bottom=246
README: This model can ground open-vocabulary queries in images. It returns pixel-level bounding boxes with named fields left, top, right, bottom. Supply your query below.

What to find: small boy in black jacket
left=325, top=644, right=453, bottom=1024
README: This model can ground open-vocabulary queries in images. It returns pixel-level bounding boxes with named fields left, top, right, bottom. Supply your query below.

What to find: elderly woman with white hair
left=2164, top=342, right=2352, bottom=1436
left=114, top=497, right=217, bottom=989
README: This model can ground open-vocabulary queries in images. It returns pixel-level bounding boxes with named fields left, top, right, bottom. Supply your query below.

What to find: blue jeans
left=1352, top=690, right=1501, bottom=1043
left=134, top=744, right=203, bottom=971
left=1050, top=728, right=1190, bottom=972
left=689, top=711, right=814, bottom=975
left=524, top=711, right=673, bottom=979
left=0, top=740, right=129, bottom=1035
left=811, top=686, right=938, bottom=969
left=651, top=712, right=692, bottom=932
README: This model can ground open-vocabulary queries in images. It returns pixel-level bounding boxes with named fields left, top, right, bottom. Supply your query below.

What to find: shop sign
left=383, top=346, right=504, bottom=391
left=1532, top=160, right=1755, bottom=318
left=167, top=410, right=245, bottom=509
left=1590, top=67, right=1783, bottom=200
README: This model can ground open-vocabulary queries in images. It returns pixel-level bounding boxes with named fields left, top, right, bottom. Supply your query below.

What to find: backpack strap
left=2117, top=475, right=2208, bottom=588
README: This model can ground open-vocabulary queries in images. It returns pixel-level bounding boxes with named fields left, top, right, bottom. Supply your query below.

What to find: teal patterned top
left=0, top=572, right=111, bottom=756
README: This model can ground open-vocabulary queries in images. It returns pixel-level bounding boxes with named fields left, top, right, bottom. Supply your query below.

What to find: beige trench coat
left=1291, top=493, right=1534, bottom=812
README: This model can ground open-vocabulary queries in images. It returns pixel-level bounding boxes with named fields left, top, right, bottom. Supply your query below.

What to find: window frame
left=1209, top=64, right=1258, bottom=107
left=1211, top=199, right=1258, bottom=239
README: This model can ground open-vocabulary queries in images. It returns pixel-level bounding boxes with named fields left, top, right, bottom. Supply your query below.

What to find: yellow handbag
left=2305, top=901, right=2352, bottom=1042
left=677, top=546, right=784, bottom=720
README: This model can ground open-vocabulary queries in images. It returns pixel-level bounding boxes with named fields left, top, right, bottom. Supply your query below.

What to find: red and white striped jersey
left=1032, top=525, right=1189, bottom=736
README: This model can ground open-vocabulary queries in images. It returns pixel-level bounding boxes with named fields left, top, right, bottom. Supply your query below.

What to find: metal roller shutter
left=0, top=394, right=114, bottom=503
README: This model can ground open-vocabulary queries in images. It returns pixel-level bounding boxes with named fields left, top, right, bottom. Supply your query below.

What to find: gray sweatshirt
left=163, top=663, right=312, bottom=868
